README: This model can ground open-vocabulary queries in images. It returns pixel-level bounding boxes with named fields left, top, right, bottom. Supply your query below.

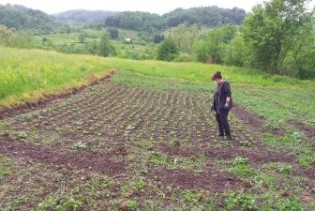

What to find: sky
left=1, top=0, right=267, bottom=14
left=1, top=0, right=314, bottom=14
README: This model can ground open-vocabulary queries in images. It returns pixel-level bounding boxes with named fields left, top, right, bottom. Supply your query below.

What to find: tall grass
left=0, top=47, right=112, bottom=109
left=107, top=58, right=315, bottom=89
left=1, top=47, right=314, bottom=109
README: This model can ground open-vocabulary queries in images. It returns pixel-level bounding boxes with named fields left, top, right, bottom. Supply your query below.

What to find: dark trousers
left=215, top=108, right=231, bottom=137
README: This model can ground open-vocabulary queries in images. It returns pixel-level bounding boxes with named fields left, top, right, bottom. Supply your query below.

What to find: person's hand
left=224, top=103, right=230, bottom=110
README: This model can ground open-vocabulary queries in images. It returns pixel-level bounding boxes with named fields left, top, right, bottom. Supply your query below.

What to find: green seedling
left=72, top=142, right=87, bottom=151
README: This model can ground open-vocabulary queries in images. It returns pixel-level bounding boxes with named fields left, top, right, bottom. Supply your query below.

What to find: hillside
left=162, top=7, right=246, bottom=27
left=0, top=4, right=56, bottom=33
left=0, top=4, right=246, bottom=32
left=105, top=6, right=246, bottom=31
left=53, top=10, right=118, bottom=26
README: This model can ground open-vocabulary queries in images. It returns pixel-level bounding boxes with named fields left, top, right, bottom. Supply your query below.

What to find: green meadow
left=1, top=46, right=314, bottom=109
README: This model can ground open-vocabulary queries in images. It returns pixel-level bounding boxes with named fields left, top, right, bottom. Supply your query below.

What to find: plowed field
left=0, top=78, right=314, bottom=210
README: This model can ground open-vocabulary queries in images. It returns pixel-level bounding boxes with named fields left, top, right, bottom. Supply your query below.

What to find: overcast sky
left=1, top=0, right=314, bottom=14
left=1, top=0, right=267, bottom=14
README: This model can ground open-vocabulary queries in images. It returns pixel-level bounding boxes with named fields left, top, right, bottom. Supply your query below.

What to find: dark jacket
left=213, top=81, right=232, bottom=110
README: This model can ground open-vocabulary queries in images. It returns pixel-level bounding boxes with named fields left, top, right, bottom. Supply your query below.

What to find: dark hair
left=212, top=71, right=222, bottom=80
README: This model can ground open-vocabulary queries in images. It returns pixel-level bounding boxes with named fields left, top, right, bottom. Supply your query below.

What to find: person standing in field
left=211, top=71, right=233, bottom=140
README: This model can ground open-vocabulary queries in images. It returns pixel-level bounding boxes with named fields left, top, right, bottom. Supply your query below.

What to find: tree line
left=0, top=4, right=56, bottom=34
left=0, top=4, right=246, bottom=35
left=157, top=0, right=315, bottom=79
left=53, top=10, right=118, bottom=27
left=105, top=7, right=246, bottom=31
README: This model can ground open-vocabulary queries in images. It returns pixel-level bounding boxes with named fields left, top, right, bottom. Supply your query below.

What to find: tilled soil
left=0, top=79, right=314, bottom=210
left=147, top=167, right=249, bottom=191
left=0, top=136, right=125, bottom=177
left=157, top=143, right=296, bottom=165
left=232, top=104, right=265, bottom=130
left=232, top=104, right=286, bottom=136
left=288, top=119, right=315, bottom=140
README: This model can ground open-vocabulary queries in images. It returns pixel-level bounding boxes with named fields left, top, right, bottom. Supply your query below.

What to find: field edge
left=0, top=70, right=115, bottom=119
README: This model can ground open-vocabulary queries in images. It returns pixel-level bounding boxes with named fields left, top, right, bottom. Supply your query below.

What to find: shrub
left=157, top=38, right=179, bottom=61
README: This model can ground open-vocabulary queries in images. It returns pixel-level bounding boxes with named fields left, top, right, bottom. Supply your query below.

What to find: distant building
left=124, top=38, right=132, bottom=44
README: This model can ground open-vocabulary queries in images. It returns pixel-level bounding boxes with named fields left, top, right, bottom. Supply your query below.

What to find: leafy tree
left=242, top=0, right=313, bottom=74
left=0, top=24, right=14, bottom=46
left=61, top=25, right=72, bottom=34
left=224, top=35, right=250, bottom=66
left=195, top=25, right=237, bottom=63
left=87, top=41, right=99, bottom=55
left=153, top=34, right=164, bottom=44
left=195, top=36, right=224, bottom=63
left=108, top=28, right=119, bottom=39
left=157, top=39, right=179, bottom=61
left=98, top=33, right=116, bottom=57
left=78, top=31, right=88, bottom=43
left=293, top=21, right=315, bottom=79
left=41, top=37, right=53, bottom=48
left=218, top=25, right=238, bottom=43
left=0, top=24, right=35, bottom=48
left=166, top=24, right=199, bottom=54
left=105, top=11, right=161, bottom=31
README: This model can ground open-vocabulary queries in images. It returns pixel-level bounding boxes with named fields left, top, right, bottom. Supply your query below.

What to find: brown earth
left=157, top=143, right=296, bottom=165
left=1, top=78, right=315, bottom=209
left=232, top=104, right=265, bottom=130
left=232, top=104, right=285, bottom=136
left=0, top=136, right=125, bottom=177
left=147, top=167, right=250, bottom=191
left=288, top=119, right=315, bottom=140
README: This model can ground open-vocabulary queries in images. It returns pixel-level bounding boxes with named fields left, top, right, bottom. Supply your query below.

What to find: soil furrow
left=0, top=136, right=126, bottom=177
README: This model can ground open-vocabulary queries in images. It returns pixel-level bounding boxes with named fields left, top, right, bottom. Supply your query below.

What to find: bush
left=157, top=38, right=179, bottom=61
left=78, top=31, right=88, bottom=43
left=108, top=28, right=119, bottom=39
left=195, top=26, right=237, bottom=64
left=295, top=46, right=315, bottom=80
left=153, top=34, right=164, bottom=44
left=224, top=35, right=250, bottom=66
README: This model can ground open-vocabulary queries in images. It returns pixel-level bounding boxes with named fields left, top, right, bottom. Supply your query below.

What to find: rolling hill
left=53, top=10, right=118, bottom=26
left=0, top=4, right=247, bottom=33
left=0, top=4, right=56, bottom=33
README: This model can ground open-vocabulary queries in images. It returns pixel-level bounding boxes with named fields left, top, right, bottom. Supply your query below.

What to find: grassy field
left=34, top=28, right=144, bottom=45
left=33, top=28, right=154, bottom=61
left=0, top=47, right=315, bottom=210
left=2, top=47, right=314, bottom=108
left=0, top=47, right=114, bottom=109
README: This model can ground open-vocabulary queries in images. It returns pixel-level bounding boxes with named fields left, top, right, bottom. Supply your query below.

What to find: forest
left=0, top=4, right=56, bottom=33
left=104, top=7, right=246, bottom=31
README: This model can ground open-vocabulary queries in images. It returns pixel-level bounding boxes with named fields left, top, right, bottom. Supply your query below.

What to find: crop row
left=8, top=82, right=218, bottom=151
